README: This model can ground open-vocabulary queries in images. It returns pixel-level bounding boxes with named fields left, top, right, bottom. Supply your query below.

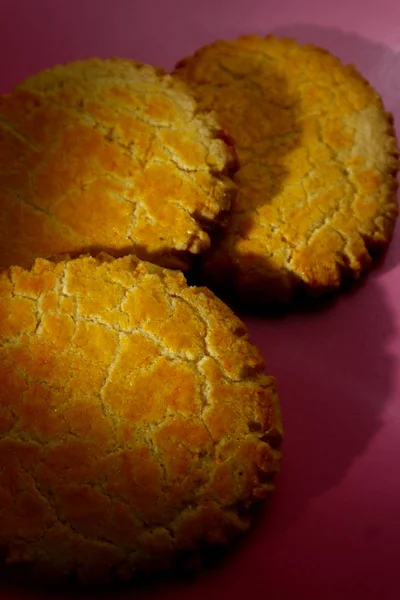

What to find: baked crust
left=0, top=58, right=237, bottom=272
left=175, top=35, right=399, bottom=303
left=0, top=254, right=281, bottom=582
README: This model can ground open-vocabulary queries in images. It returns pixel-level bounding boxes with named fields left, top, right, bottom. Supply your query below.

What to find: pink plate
left=1, top=1, right=400, bottom=599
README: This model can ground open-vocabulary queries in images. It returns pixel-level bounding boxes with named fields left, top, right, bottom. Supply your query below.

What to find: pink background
left=1, top=0, right=400, bottom=598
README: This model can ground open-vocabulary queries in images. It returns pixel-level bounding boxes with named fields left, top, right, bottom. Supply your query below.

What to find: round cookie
left=0, top=254, right=282, bottom=583
left=175, top=36, right=399, bottom=304
left=0, top=58, right=237, bottom=272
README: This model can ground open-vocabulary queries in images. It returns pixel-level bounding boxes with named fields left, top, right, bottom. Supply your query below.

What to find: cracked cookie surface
left=0, top=58, right=237, bottom=272
left=0, top=254, right=281, bottom=582
left=175, top=35, right=399, bottom=304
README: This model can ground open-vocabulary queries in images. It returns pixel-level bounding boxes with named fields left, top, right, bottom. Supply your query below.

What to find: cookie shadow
left=195, top=26, right=399, bottom=303
left=243, top=274, right=395, bottom=539
left=271, top=23, right=400, bottom=273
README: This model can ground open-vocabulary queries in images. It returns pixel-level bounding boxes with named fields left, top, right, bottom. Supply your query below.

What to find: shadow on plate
left=0, top=511, right=272, bottom=599
left=243, top=273, right=395, bottom=540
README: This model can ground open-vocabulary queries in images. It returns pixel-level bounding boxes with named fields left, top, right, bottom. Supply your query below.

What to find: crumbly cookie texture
left=176, top=35, right=399, bottom=304
left=0, top=254, right=282, bottom=583
left=0, top=58, right=237, bottom=272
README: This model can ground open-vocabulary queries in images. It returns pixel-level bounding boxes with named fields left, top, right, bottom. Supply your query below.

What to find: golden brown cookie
left=175, top=36, right=399, bottom=304
left=0, top=254, right=281, bottom=583
left=0, top=58, right=237, bottom=272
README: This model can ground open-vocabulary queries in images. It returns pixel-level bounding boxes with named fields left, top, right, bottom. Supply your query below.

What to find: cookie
left=0, top=254, right=282, bottom=583
left=175, top=36, right=399, bottom=304
left=0, top=58, right=237, bottom=272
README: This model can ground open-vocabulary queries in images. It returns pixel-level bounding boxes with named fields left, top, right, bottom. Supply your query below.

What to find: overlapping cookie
left=0, top=58, right=236, bottom=272
left=176, top=35, right=399, bottom=304
left=0, top=254, right=282, bottom=582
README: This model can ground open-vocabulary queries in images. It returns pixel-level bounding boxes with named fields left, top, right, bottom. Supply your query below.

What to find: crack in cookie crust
left=0, top=254, right=282, bottom=582
left=0, top=58, right=237, bottom=273
left=175, top=35, right=399, bottom=304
